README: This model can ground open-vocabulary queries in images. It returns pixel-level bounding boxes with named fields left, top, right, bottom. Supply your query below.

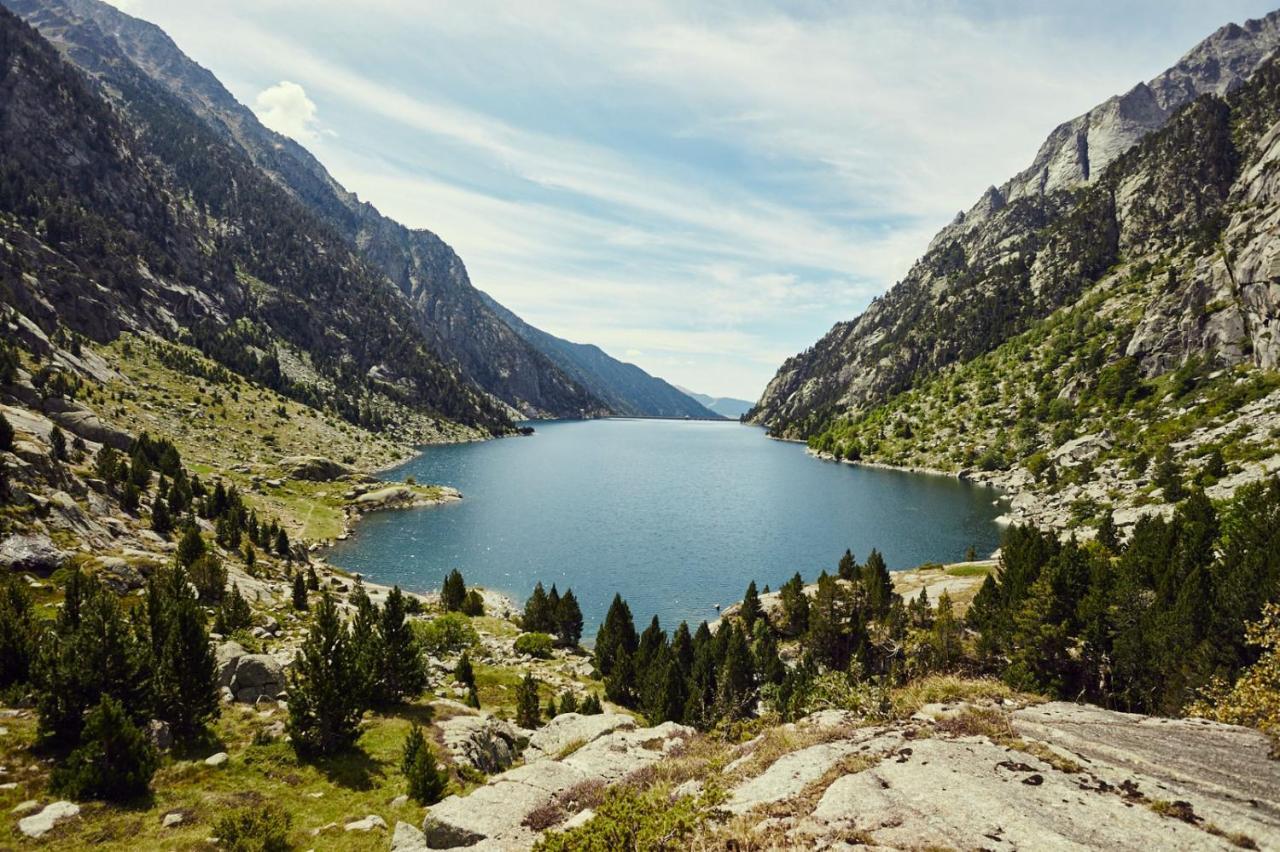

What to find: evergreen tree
left=1152, top=447, right=1184, bottom=502
left=120, top=481, right=139, bottom=514
left=752, top=624, right=785, bottom=687
left=292, top=572, right=309, bottom=611
left=147, top=566, right=218, bottom=741
left=544, top=695, right=558, bottom=720
left=515, top=673, right=541, bottom=729
left=307, top=564, right=320, bottom=591
left=274, top=527, right=291, bottom=559
left=929, top=591, right=962, bottom=671
left=465, top=684, right=481, bottom=709
left=837, top=549, right=858, bottom=581
left=348, top=584, right=383, bottom=706
left=176, top=526, right=206, bottom=569
left=441, top=569, right=467, bottom=612
left=714, top=623, right=755, bottom=721
left=524, top=582, right=550, bottom=631
left=555, top=589, right=584, bottom=646
left=454, top=651, right=475, bottom=689
left=740, top=580, right=763, bottom=633
left=860, top=549, right=893, bottom=617
left=95, top=445, right=122, bottom=484
left=579, top=693, right=603, bottom=715
left=402, top=726, right=447, bottom=804
left=635, top=615, right=665, bottom=676
left=806, top=573, right=851, bottom=670
left=594, top=594, right=638, bottom=678
left=188, top=553, right=226, bottom=603
left=151, top=492, right=173, bottom=536
left=671, top=621, right=694, bottom=679
left=287, top=593, right=365, bottom=756
left=0, top=412, right=12, bottom=452
left=214, top=583, right=253, bottom=635
left=557, top=691, right=579, bottom=715
left=378, top=586, right=427, bottom=704
left=1097, top=510, right=1120, bottom=553
left=36, top=576, right=150, bottom=748
left=51, top=696, right=156, bottom=802
left=461, top=589, right=486, bottom=616
left=779, top=572, right=810, bottom=636
left=0, top=576, right=36, bottom=688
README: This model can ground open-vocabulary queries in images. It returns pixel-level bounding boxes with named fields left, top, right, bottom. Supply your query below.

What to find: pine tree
left=806, top=573, right=851, bottom=670
left=402, top=726, right=447, bottom=804
left=307, top=564, right=320, bottom=591
left=594, top=594, right=638, bottom=678
left=0, top=576, right=35, bottom=688
left=544, top=695, right=558, bottom=720
left=740, top=580, right=763, bottom=633
left=441, top=569, right=467, bottom=612
left=148, top=567, right=218, bottom=741
left=465, top=684, right=481, bottom=708
left=348, top=584, right=383, bottom=706
left=837, top=549, right=858, bottom=581
left=0, top=412, right=12, bottom=452
left=274, top=527, right=291, bottom=559
left=292, top=572, right=309, bottom=611
left=1097, top=510, right=1120, bottom=553
left=378, top=586, right=427, bottom=704
left=929, top=591, right=962, bottom=672
left=214, top=583, right=253, bottom=635
left=557, top=691, right=579, bottom=715
left=671, top=621, right=694, bottom=679
left=287, top=593, right=365, bottom=756
left=188, top=553, right=226, bottom=603
left=454, top=651, right=476, bottom=688
left=555, top=589, right=584, bottom=646
left=635, top=615, right=665, bottom=676
left=462, top=589, right=485, bottom=616
left=860, top=549, right=894, bottom=617
left=580, top=693, right=603, bottom=714
left=36, top=577, right=150, bottom=748
left=524, top=582, right=550, bottom=632
left=714, top=623, right=756, bottom=721
left=151, top=493, right=173, bottom=536
left=51, top=696, right=156, bottom=802
left=176, top=526, right=206, bottom=569
left=515, top=673, right=541, bottom=729
left=779, top=572, right=810, bottom=636
left=752, top=625, right=785, bottom=686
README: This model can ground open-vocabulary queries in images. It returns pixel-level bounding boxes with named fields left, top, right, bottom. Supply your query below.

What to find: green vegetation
left=522, top=582, right=585, bottom=645
left=515, top=632, right=555, bottom=659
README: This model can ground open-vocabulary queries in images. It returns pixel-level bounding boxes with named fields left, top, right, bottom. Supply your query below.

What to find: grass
left=946, top=563, right=994, bottom=577
left=889, top=675, right=1025, bottom=719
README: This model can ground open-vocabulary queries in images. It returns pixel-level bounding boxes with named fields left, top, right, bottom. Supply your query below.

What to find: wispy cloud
left=108, top=0, right=1279, bottom=397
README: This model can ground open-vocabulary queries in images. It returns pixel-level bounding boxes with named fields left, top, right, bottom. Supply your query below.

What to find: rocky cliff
left=750, top=9, right=1280, bottom=439
left=7, top=0, right=712, bottom=422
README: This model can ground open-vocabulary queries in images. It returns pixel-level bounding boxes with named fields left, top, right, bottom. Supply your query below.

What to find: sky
left=107, top=1, right=1280, bottom=400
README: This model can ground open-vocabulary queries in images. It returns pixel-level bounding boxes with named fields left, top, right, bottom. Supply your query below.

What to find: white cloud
left=253, top=80, right=321, bottom=142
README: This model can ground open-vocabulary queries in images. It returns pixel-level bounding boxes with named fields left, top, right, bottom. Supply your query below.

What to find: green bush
left=514, top=632, right=554, bottom=659
left=414, top=612, right=479, bottom=655
left=533, top=784, right=713, bottom=851
left=51, top=696, right=157, bottom=801
left=212, top=804, right=294, bottom=852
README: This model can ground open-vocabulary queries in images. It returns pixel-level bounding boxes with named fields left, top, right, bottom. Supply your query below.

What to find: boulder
left=18, top=801, right=79, bottom=838
left=279, top=455, right=352, bottom=482
left=391, top=821, right=430, bottom=852
left=523, top=712, right=635, bottom=761
left=146, top=719, right=173, bottom=752
left=352, top=485, right=415, bottom=512
left=344, top=814, right=387, bottom=832
left=204, top=752, right=229, bottom=767
left=437, top=713, right=523, bottom=774
left=229, top=654, right=286, bottom=704
left=215, top=641, right=248, bottom=688
left=44, top=405, right=132, bottom=451
left=0, top=533, right=68, bottom=573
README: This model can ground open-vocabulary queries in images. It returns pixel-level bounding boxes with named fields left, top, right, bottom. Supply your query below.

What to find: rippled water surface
left=328, top=419, right=1005, bottom=634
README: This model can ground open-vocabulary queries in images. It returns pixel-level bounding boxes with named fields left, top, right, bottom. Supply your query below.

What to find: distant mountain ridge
left=6, top=0, right=703, bottom=421
left=480, top=294, right=722, bottom=419
left=749, top=8, right=1280, bottom=436
left=675, top=387, right=753, bottom=420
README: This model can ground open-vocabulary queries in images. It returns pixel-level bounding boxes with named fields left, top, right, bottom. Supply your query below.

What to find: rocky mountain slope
left=479, top=295, right=721, bottom=419
left=749, top=8, right=1280, bottom=440
left=6, top=0, right=707, bottom=422
left=0, top=4, right=512, bottom=437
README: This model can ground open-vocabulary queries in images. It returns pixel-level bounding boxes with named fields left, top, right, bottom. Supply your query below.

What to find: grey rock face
left=0, top=533, right=68, bottom=573
left=391, top=821, right=430, bottom=852
left=215, top=641, right=286, bottom=703
left=437, top=713, right=523, bottom=774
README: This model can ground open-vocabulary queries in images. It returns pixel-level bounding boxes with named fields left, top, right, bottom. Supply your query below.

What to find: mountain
left=480, top=295, right=722, bottom=419
left=0, top=4, right=511, bottom=437
left=749, top=10, right=1280, bottom=437
left=675, top=387, right=754, bottom=420
left=5, top=0, right=711, bottom=423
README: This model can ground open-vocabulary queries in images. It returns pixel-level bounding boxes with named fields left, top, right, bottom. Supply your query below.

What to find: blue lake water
left=328, top=419, right=1006, bottom=636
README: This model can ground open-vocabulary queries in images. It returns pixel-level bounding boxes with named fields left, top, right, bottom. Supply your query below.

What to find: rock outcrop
left=215, top=641, right=286, bottom=704
left=437, top=712, right=524, bottom=774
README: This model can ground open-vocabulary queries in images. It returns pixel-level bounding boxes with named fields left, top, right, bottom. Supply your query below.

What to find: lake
left=327, top=419, right=1006, bottom=636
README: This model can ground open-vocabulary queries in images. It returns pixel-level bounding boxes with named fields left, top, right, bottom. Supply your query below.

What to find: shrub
left=212, top=804, right=294, bottom=852
left=52, top=695, right=157, bottom=801
left=415, top=612, right=479, bottom=655
left=533, top=784, right=712, bottom=851
left=514, top=632, right=554, bottom=659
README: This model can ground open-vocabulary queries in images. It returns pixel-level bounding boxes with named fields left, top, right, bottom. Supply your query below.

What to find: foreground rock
left=18, top=801, right=80, bottom=838
left=437, top=712, right=524, bottom=774
left=421, top=713, right=692, bottom=849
